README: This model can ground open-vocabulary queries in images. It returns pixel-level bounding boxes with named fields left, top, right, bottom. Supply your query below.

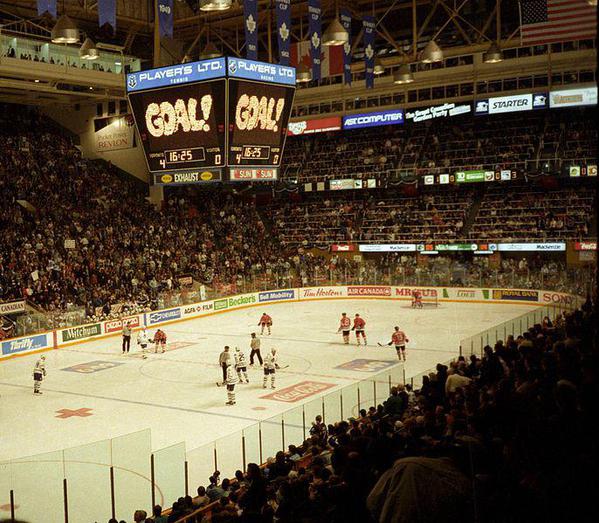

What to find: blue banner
left=158, top=0, right=173, bottom=39
left=308, top=0, right=322, bottom=81
left=227, top=57, right=296, bottom=85
left=2, top=334, right=48, bottom=356
left=98, top=0, right=116, bottom=32
left=37, top=0, right=57, bottom=17
left=276, top=0, right=291, bottom=65
left=342, top=109, right=404, bottom=130
left=363, top=16, right=376, bottom=89
left=340, top=9, right=352, bottom=85
left=148, top=308, right=181, bottom=325
left=126, top=58, right=227, bottom=92
left=244, top=0, right=258, bottom=60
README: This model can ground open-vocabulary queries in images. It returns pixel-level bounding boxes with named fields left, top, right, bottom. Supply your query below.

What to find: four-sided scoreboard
left=126, top=57, right=296, bottom=185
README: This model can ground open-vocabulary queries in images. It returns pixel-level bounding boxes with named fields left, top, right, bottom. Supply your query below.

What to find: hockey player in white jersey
left=33, top=356, right=46, bottom=394
left=225, top=361, right=239, bottom=405
left=263, top=348, right=280, bottom=389
left=137, top=328, right=150, bottom=357
left=234, top=347, right=249, bottom=383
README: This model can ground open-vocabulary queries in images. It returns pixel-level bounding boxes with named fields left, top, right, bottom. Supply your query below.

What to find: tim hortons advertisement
left=260, top=381, right=336, bottom=402
left=94, top=115, right=135, bottom=152
left=347, top=286, right=391, bottom=297
left=300, top=287, right=346, bottom=299
left=104, top=316, right=141, bottom=334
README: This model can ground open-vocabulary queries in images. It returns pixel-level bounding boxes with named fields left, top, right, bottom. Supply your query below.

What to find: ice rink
left=0, top=298, right=535, bottom=463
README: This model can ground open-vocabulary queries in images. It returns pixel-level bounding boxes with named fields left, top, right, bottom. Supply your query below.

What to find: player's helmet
left=271, top=348, right=277, bottom=353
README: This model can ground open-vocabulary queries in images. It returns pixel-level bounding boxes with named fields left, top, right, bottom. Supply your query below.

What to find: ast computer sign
left=342, top=109, right=404, bottom=130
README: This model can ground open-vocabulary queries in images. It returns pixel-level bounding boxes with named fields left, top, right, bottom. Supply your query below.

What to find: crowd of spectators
left=123, top=298, right=596, bottom=523
left=0, top=105, right=595, bottom=335
left=282, top=109, right=596, bottom=185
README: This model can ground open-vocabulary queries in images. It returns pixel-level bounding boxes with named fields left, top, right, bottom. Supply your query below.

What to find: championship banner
left=37, top=0, right=57, bottom=17
left=308, top=0, right=322, bottom=81
left=158, top=0, right=173, bottom=39
left=244, top=0, right=258, bottom=60
left=276, top=0, right=291, bottom=65
left=363, top=16, right=376, bottom=89
left=98, top=0, right=116, bottom=32
left=340, top=9, right=352, bottom=85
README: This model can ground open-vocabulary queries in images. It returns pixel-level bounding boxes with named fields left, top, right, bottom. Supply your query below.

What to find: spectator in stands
left=148, top=504, right=167, bottom=523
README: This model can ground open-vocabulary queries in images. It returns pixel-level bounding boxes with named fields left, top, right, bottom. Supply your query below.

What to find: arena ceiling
left=0, top=0, right=523, bottom=64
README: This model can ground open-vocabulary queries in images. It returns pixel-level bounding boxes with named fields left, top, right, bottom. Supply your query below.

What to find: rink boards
left=0, top=285, right=580, bottom=360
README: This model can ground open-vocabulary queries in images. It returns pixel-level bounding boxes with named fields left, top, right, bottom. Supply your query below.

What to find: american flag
left=519, top=0, right=597, bottom=45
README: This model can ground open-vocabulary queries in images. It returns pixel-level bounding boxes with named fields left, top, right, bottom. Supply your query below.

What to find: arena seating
left=149, top=300, right=596, bottom=523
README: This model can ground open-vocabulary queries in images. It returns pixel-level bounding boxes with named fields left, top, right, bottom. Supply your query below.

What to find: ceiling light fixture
left=199, top=0, right=233, bottom=11
left=393, top=63, right=414, bottom=84
left=420, top=40, right=443, bottom=63
left=51, top=14, right=79, bottom=44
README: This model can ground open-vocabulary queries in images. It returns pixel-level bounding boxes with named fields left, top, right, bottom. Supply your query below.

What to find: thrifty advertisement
left=2, top=333, right=48, bottom=356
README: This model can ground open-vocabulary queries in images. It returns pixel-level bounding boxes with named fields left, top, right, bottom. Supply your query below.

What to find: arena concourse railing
left=0, top=283, right=583, bottom=522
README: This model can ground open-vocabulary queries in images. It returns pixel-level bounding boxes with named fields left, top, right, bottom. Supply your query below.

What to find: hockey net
left=409, top=294, right=439, bottom=308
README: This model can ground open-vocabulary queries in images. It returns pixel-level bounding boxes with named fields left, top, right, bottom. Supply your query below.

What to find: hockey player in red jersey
left=412, top=290, right=423, bottom=309
left=153, top=329, right=167, bottom=353
left=258, top=313, right=272, bottom=335
left=337, top=313, right=351, bottom=344
left=387, top=326, right=410, bottom=361
left=352, top=313, right=367, bottom=346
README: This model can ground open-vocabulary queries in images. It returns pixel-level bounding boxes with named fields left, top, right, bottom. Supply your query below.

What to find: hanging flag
left=363, top=16, right=376, bottom=89
left=276, top=0, right=291, bottom=65
left=244, top=0, right=258, bottom=60
left=290, top=42, right=342, bottom=78
left=519, top=0, right=596, bottom=46
left=37, top=0, right=57, bottom=18
left=340, top=9, right=352, bottom=85
left=308, top=0, right=322, bottom=81
left=98, top=0, right=116, bottom=32
left=158, top=0, right=173, bottom=39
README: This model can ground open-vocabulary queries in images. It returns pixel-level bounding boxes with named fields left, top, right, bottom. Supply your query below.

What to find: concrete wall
left=43, top=104, right=150, bottom=183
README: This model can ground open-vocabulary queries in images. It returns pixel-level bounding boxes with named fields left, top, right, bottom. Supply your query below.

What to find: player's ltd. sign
left=104, top=316, right=141, bottom=334
left=300, top=287, right=345, bottom=298
left=260, top=381, right=336, bottom=402
left=347, top=286, right=391, bottom=297
left=148, top=308, right=182, bottom=325
left=259, top=290, right=295, bottom=302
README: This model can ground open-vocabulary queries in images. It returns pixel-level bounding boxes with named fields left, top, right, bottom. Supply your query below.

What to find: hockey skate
left=226, top=401, right=236, bottom=406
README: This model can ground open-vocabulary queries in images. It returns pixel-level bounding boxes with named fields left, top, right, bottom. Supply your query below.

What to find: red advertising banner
left=331, top=244, right=356, bottom=252
left=347, top=286, right=391, bottom=297
left=104, top=316, right=140, bottom=334
left=229, top=168, right=278, bottom=181
left=287, top=116, right=342, bottom=136
left=574, top=241, right=597, bottom=251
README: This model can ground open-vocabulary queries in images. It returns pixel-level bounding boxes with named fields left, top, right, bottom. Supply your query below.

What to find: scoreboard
left=126, top=57, right=295, bottom=184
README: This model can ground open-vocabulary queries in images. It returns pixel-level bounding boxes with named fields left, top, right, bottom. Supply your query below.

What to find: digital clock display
left=227, top=79, right=295, bottom=166
left=128, top=79, right=227, bottom=172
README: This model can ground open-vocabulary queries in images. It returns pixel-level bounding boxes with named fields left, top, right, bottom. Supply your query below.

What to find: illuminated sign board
left=550, top=87, right=597, bottom=108
left=342, top=109, right=404, bottom=130
left=405, top=102, right=471, bottom=122
left=475, top=93, right=547, bottom=115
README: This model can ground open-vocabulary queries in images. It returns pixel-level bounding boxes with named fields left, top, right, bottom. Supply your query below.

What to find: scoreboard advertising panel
left=126, top=57, right=295, bottom=184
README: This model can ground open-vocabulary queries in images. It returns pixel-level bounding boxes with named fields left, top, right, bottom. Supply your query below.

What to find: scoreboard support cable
left=126, top=57, right=296, bottom=184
